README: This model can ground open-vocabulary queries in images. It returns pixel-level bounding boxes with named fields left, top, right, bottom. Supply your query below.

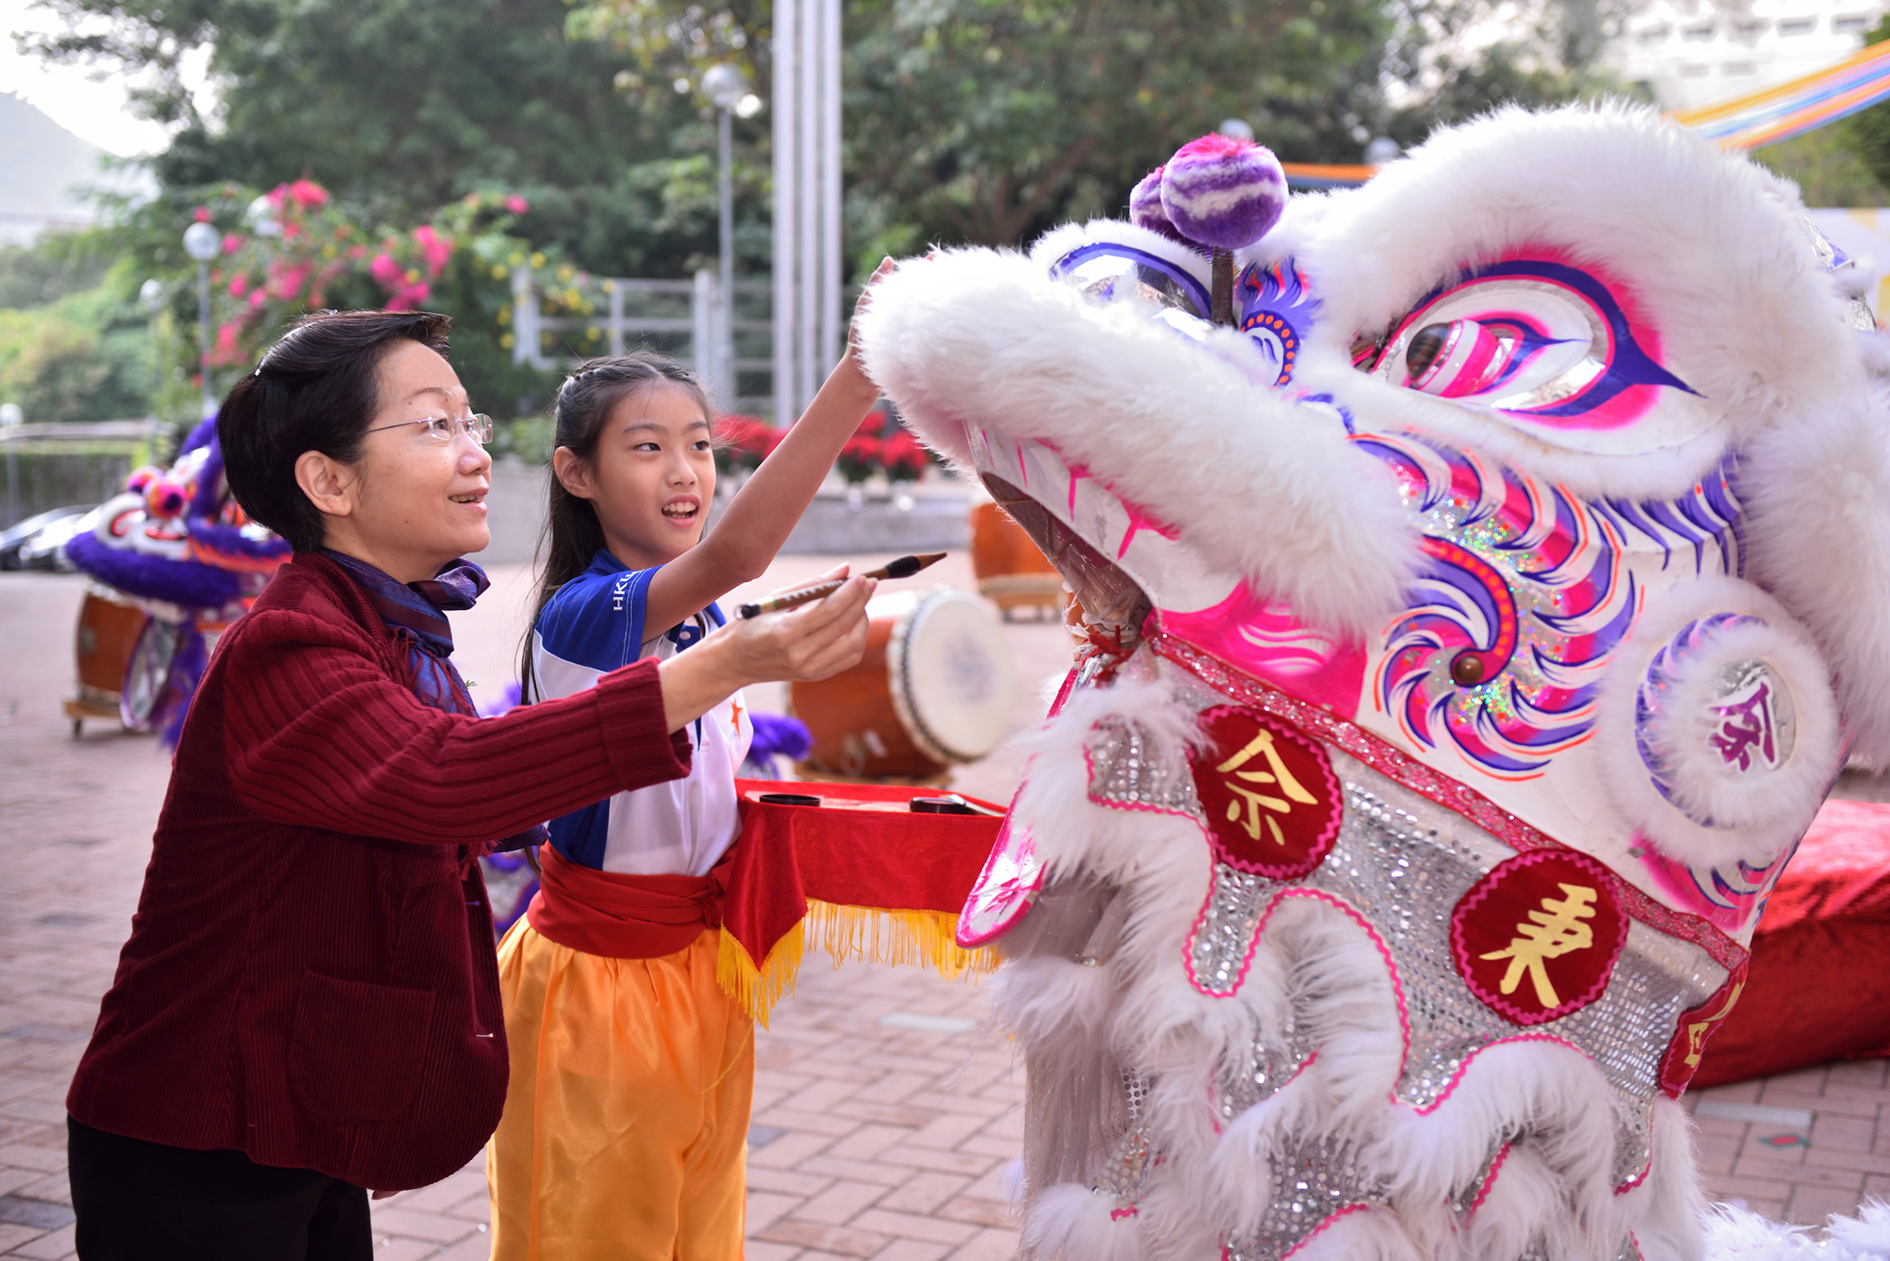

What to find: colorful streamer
left=1675, top=39, right=1890, bottom=150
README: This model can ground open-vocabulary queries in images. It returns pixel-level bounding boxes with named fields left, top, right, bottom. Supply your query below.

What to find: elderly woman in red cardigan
left=62, top=309, right=873, bottom=1260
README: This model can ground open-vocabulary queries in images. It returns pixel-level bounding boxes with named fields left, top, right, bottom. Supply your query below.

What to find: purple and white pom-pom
left=1129, top=165, right=1191, bottom=246
left=1159, top=133, right=1286, bottom=251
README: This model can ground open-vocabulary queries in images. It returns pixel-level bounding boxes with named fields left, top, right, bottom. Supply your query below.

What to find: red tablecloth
left=1694, top=798, right=1890, bottom=1086
left=716, top=780, right=1004, bottom=1022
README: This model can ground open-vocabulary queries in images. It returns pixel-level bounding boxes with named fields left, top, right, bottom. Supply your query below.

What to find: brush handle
left=736, top=577, right=846, bottom=619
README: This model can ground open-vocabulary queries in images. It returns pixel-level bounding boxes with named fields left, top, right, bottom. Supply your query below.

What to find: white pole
left=796, top=0, right=818, bottom=416
left=717, top=104, right=736, bottom=406
left=818, top=0, right=843, bottom=376
left=771, top=0, right=797, bottom=425
left=693, top=268, right=716, bottom=381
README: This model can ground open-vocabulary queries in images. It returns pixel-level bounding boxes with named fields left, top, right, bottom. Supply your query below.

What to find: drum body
left=968, top=501, right=1064, bottom=619
left=73, top=587, right=149, bottom=713
left=793, top=587, right=1016, bottom=779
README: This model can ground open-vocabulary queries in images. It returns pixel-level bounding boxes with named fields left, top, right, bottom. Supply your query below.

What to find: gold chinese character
left=1684, top=979, right=1745, bottom=1067
left=1215, top=729, right=1318, bottom=846
left=1477, top=883, right=1598, bottom=1008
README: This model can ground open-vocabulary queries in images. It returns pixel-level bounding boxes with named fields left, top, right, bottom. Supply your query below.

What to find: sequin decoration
left=1168, top=683, right=1732, bottom=1194
left=1298, top=754, right=1727, bottom=1189
left=1148, top=628, right=1750, bottom=979
left=1215, top=1020, right=1315, bottom=1123
left=1450, top=1138, right=1513, bottom=1224
left=1220, top=1134, right=1391, bottom=1261
left=1091, top=1069, right=1155, bottom=1218
left=1188, top=864, right=1274, bottom=997
left=1085, top=715, right=1202, bottom=817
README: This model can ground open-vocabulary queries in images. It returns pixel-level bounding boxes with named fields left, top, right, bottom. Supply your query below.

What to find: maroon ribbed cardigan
left=67, top=552, right=693, bottom=1191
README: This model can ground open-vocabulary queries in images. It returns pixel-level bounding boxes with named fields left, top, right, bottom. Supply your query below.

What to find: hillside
left=0, top=92, right=147, bottom=239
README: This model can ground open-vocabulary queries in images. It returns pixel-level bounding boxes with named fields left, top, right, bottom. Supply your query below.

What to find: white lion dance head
left=856, top=105, right=1890, bottom=1261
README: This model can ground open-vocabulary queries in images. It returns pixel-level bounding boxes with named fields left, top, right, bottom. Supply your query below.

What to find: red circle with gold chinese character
left=1451, top=849, right=1629, bottom=1027
left=1187, top=705, right=1342, bottom=880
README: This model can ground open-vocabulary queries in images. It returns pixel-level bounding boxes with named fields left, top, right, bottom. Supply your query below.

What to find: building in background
left=1612, top=0, right=1887, bottom=111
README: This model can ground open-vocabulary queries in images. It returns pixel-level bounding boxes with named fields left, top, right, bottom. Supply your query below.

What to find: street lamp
left=1364, top=136, right=1401, bottom=166
left=703, top=62, right=750, bottom=407
left=182, top=221, right=222, bottom=419
left=138, top=278, right=166, bottom=456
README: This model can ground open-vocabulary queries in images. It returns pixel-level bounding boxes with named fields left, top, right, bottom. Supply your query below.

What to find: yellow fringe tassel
left=715, top=902, right=999, bottom=1028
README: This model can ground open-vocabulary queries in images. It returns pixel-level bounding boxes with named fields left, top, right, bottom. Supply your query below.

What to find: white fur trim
left=1701, top=1199, right=1890, bottom=1259
left=853, top=246, right=1421, bottom=638
left=1594, top=575, right=1840, bottom=868
left=1022, top=1183, right=1150, bottom=1261
left=1284, top=1206, right=1423, bottom=1261
left=1741, top=382, right=1890, bottom=768
left=1625, top=1098, right=1708, bottom=1261
left=1296, top=103, right=1864, bottom=501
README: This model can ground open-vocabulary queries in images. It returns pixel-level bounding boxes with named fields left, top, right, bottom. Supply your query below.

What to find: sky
left=0, top=0, right=206, bottom=156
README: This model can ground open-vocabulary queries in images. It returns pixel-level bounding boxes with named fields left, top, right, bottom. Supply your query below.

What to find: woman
left=62, top=309, right=873, bottom=1260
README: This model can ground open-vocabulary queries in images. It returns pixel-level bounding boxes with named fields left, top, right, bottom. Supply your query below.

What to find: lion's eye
left=1404, top=319, right=1512, bottom=398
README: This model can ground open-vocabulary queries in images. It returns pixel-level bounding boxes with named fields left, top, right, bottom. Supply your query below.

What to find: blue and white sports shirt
left=531, top=548, right=752, bottom=875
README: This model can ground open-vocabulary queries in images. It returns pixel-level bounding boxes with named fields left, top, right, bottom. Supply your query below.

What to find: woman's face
left=300, top=340, right=492, bottom=581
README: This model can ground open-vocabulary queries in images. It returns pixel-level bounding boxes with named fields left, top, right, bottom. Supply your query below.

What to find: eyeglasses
left=366, top=414, right=494, bottom=445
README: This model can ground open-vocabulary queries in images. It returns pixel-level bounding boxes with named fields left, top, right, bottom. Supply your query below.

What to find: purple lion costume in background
left=67, top=415, right=290, bottom=743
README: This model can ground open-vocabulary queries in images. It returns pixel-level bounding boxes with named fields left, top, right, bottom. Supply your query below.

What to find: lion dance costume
left=855, top=106, right=1890, bottom=1259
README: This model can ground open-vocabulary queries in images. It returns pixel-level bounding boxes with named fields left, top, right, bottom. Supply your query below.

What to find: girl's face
left=556, top=381, right=716, bottom=569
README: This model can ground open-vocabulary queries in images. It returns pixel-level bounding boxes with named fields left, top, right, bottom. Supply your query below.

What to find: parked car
left=0, top=505, right=94, bottom=571
left=17, top=506, right=100, bottom=572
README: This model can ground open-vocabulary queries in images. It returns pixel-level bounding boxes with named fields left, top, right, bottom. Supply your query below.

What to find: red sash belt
left=525, top=846, right=730, bottom=960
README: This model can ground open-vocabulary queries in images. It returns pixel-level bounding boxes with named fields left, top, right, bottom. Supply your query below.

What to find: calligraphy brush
left=737, top=552, right=946, bottom=619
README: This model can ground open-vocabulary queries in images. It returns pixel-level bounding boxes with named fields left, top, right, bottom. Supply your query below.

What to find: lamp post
left=702, top=62, right=751, bottom=407
left=139, top=278, right=166, bottom=459
left=182, top=221, right=221, bottom=419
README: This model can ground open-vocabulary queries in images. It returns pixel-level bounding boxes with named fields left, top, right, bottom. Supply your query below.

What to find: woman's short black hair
left=218, top=309, right=453, bottom=553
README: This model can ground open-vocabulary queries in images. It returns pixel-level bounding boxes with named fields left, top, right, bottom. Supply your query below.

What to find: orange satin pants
left=488, top=923, right=753, bottom=1261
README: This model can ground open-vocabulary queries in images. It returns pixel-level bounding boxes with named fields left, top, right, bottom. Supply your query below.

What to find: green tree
left=27, top=0, right=761, bottom=278
left=570, top=0, right=1641, bottom=260
left=1842, top=16, right=1890, bottom=199
left=0, top=261, right=155, bottom=424
left=1754, top=125, right=1886, bottom=209
left=841, top=0, right=1395, bottom=249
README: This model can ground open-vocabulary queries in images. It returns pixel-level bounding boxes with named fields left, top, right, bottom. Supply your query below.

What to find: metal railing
left=509, top=266, right=776, bottom=419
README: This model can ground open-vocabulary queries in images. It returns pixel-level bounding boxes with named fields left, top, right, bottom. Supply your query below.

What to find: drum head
left=886, top=588, right=1016, bottom=763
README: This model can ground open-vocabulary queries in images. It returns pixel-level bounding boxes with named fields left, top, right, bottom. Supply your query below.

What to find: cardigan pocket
left=288, top=972, right=436, bottom=1123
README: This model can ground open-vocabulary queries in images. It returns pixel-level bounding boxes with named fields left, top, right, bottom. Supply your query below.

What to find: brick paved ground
left=2, top=561, right=1886, bottom=1259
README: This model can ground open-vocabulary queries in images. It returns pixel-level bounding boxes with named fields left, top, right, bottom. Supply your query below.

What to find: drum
left=968, top=500, right=1065, bottom=621
left=792, top=587, right=1016, bottom=780
left=71, top=587, right=148, bottom=717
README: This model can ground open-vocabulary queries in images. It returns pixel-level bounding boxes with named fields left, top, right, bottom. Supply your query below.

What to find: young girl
left=488, top=262, right=893, bottom=1260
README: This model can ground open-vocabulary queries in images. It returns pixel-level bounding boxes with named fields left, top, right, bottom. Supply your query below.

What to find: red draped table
left=715, top=780, right=1005, bottom=1022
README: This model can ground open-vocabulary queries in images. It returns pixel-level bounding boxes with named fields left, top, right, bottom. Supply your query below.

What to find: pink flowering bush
left=198, top=183, right=536, bottom=370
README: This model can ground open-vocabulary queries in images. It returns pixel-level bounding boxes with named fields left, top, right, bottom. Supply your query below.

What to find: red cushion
left=1693, top=799, right=1890, bottom=1087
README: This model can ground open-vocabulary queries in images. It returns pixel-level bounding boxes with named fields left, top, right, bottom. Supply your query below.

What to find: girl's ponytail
left=518, top=352, right=712, bottom=701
